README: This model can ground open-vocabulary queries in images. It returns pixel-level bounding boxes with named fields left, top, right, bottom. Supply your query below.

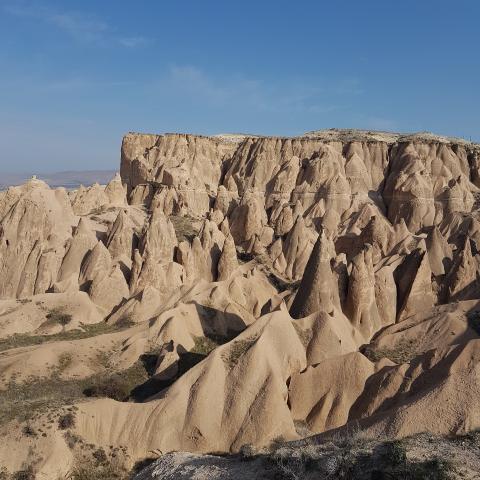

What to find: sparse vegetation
left=45, top=308, right=73, bottom=329
left=11, top=468, right=35, bottom=480
left=114, top=313, right=135, bottom=330
left=266, top=435, right=457, bottom=480
left=82, top=362, right=149, bottom=401
left=58, top=412, right=76, bottom=430
left=64, top=431, right=82, bottom=449
left=170, top=215, right=199, bottom=242
left=0, top=376, right=84, bottom=425
left=0, top=359, right=149, bottom=425
left=221, top=336, right=258, bottom=367
left=58, top=353, right=73, bottom=372
left=191, top=336, right=220, bottom=355
left=16, top=299, right=31, bottom=305
left=21, top=424, right=36, bottom=437
left=362, top=338, right=419, bottom=364
left=68, top=457, right=128, bottom=480
left=0, top=320, right=134, bottom=353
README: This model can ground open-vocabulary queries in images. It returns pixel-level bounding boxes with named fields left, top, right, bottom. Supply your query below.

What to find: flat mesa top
left=125, top=128, right=479, bottom=147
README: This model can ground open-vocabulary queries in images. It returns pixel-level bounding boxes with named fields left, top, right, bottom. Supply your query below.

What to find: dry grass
left=44, top=308, right=72, bottom=328
left=0, top=319, right=134, bottom=353
left=169, top=215, right=199, bottom=242
left=362, top=338, right=419, bottom=364
left=221, top=336, right=258, bottom=368
left=0, top=360, right=149, bottom=425
left=191, top=336, right=220, bottom=356
left=267, top=435, right=457, bottom=480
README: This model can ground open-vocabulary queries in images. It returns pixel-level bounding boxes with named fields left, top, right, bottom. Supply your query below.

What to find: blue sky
left=0, top=0, right=479, bottom=172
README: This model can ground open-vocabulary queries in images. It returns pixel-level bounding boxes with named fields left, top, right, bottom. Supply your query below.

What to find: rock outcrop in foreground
left=1, top=129, right=480, bottom=478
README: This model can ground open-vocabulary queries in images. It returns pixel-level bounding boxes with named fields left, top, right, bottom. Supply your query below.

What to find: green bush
left=46, top=309, right=72, bottom=328
left=58, top=412, right=76, bottom=430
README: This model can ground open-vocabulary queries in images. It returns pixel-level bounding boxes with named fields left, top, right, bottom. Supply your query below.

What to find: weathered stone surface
left=3, top=130, right=480, bottom=478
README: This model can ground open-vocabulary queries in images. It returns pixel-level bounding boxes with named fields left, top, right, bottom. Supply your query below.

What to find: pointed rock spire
left=283, top=215, right=316, bottom=279
left=104, top=172, right=127, bottom=205
left=290, top=228, right=337, bottom=319
left=57, top=218, right=97, bottom=283
left=79, top=240, right=112, bottom=288
left=345, top=245, right=381, bottom=339
left=106, top=209, right=134, bottom=261
left=398, top=250, right=435, bottom=320
left=448, top=237, right=479, bottom=301
left=140, top=207, right=177, bottom=264
left=426, top=226, right=452, bottom=276
left=217, top=234, right=238, bottom=281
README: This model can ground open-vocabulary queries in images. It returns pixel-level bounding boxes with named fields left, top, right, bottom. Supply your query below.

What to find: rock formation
left=1, top=129, right=480, bottom=478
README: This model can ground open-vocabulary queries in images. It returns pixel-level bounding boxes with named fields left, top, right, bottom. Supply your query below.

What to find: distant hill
left=0, top=170, right=117, bottom=190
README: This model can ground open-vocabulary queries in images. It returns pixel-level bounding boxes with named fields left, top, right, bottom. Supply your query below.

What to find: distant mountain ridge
left=0, top=170, right=117, bottom=190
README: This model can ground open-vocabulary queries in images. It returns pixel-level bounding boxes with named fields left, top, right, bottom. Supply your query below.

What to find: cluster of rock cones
left=1, top=129, right=480, bottom=477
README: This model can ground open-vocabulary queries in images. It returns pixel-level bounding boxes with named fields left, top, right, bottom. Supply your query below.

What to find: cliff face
left=120, top=130, right=480, bottom=296
left=121, top=130, right=480, bottom=230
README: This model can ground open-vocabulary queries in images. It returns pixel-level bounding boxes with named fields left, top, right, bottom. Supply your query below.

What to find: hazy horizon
left=1, top=0, right=479, bottom=173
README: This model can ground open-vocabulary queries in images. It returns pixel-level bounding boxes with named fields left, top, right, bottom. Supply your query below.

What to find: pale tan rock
left=89, top=264, right=129, bottom=312
left=289, top=352, right=374, bottom=433
left=448, top=237, right=480, bottom=301
left=71, top=310, right=307, bottom=457
left=229, top=191, right=267, bottom=246
left=0, top=291, right=103, bottom=338
left=214, top=185, right=235, bottom=215
left=426, top=225, right=452, bottom=275
left=295, top=309, right=363, bottom=365
left=329, top=339, right=480, bottom=440
left=217, top=234, right=238, bottom=281
left=106, top=209, right=135, bottom=262
left=344, top=245, right=382, bottom=340
left=374, top=264, right=397, bottom=328
left=397, top=250, right=435, bottom=320
left=104, top=172, right=127, bottom=205
left=121, top=133, right=240, bottom=215
left=129, top=183, right=154, bottom=206
left=79, top=240, right=112, bottom=288
left=71, top=183, right=109, bottom=215
left=3, top=130, right=480, bottom=476
left=56, top=218, right=97, bottom=285
left=282, top=215, right=316, bottom=280
left=140, top=208, right=177, bottom=264
left=0, top=179, right=74, bottom=298
left=290, top=230, right=338, bottom=319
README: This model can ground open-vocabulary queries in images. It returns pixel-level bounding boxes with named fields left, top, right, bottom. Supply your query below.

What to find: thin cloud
left=3, top=2, right=150, bottom=47
left=118, top=36, right=149, bottom=48
left=163, top=65, right=360, bottom=115
left=49, top=12, right=109, bottom=43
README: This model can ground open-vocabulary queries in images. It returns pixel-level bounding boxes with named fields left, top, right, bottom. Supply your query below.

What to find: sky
left=0, top=0, right=479, bottom=173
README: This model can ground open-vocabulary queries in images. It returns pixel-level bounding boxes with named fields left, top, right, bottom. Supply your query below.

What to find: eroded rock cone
left=290, top=229, right=338, bottom=319
left=57, top=218, right=97, bottom=286
left=106, top=209, right=135, bottom=262
left=426, top=225, right=452, bottom=276
left=397, top=250, right=435, bottom=320
left=448, top=237, right=480, bottom=301
left=104, top=172, right=127, bottom=206
left=217, top=234, right=238, bottom=281
left=344, top=245, right=382, bottom=340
